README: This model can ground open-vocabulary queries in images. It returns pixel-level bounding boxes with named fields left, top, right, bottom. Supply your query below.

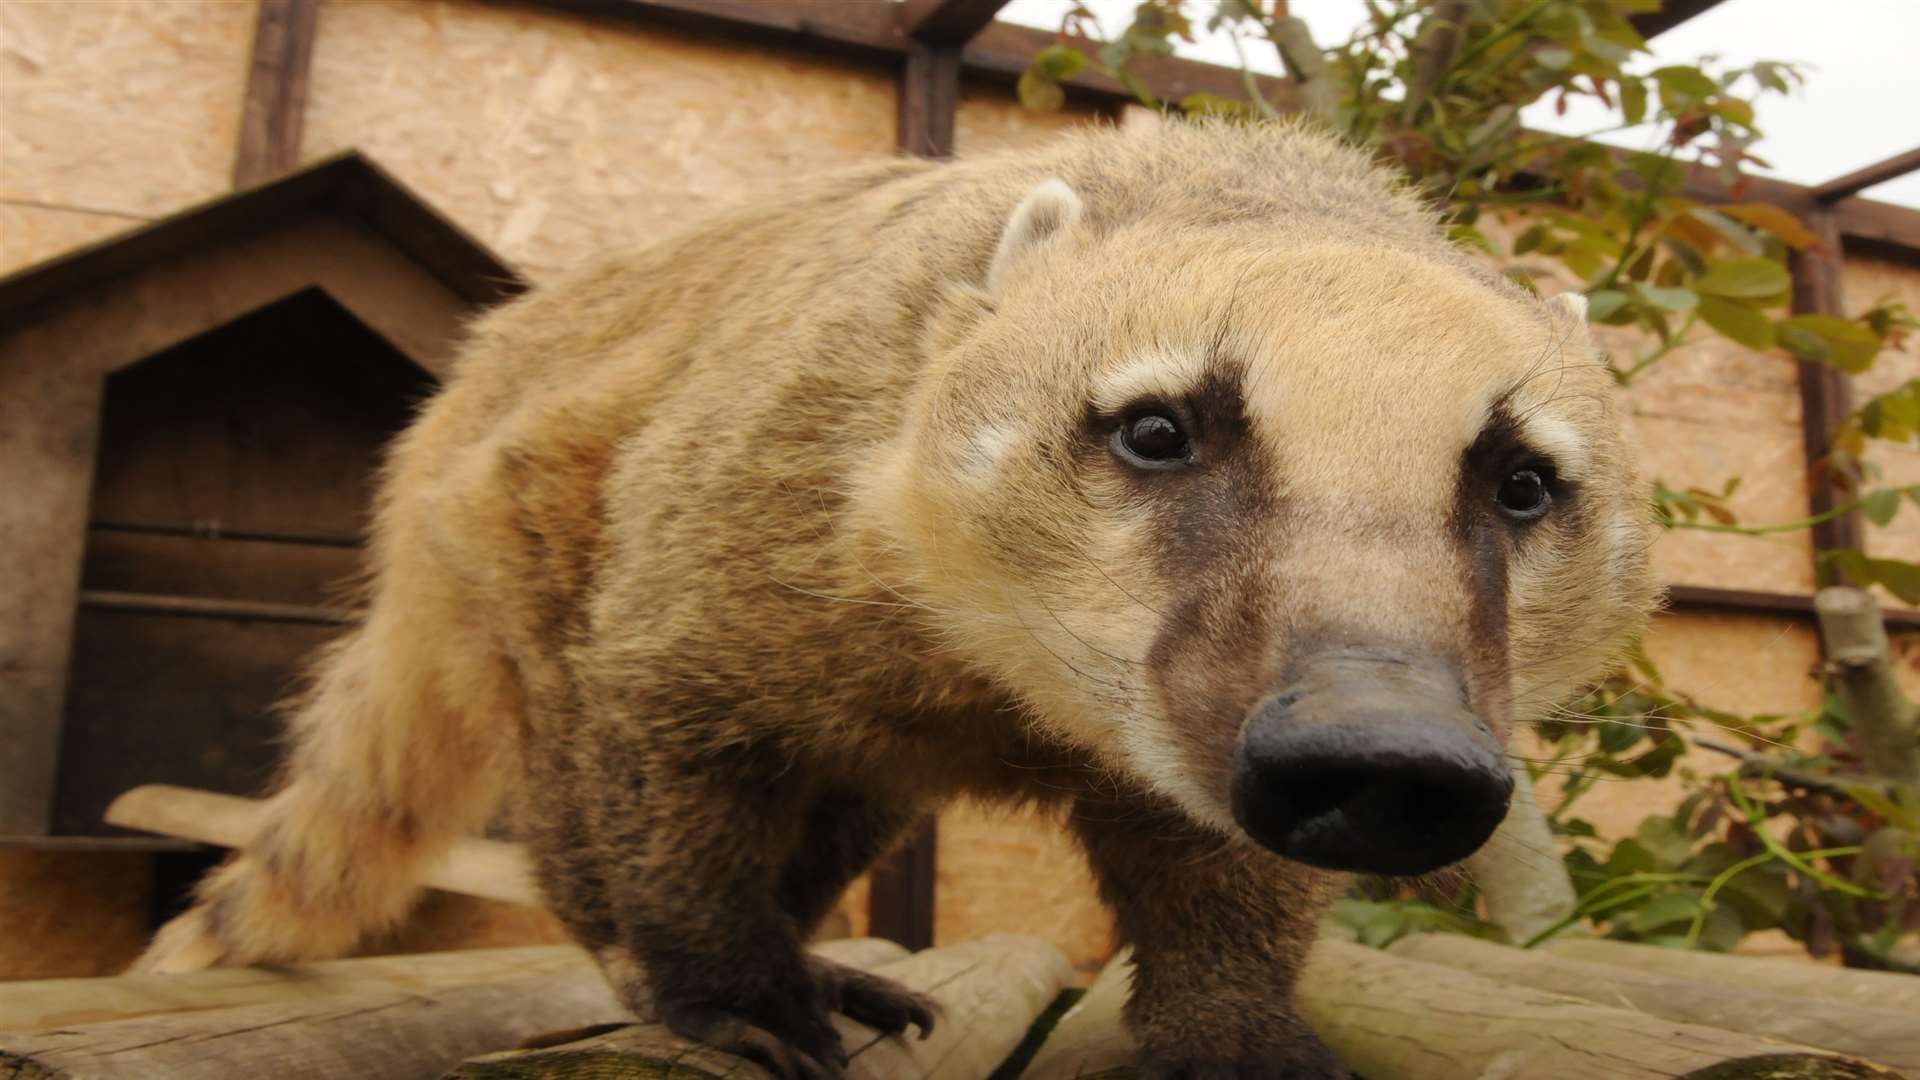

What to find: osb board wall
left=936, top=804, right=1114, bottom=978
left=1475, top=208, right=1814, bottom=594
left=1531, top=610, right=1824, bottom=841
left=0, top=851, right=151, bottom=980
left=1845, top=253, right=1920, bottom=577
left=0, top=0, right=254, bottom=275
left=299, top=0, right=898, bottom=277
left=956, top=79, right=1108, bottom=153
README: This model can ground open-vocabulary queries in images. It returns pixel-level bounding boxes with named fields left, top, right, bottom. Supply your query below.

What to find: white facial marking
left=960, top=421, right=1021, bottom=483
left=1120, top=716, right=1238, bottom=834
left=1091, top=349, right=1209, bottom=415
left=1519, top=414, right=1591, bottom=481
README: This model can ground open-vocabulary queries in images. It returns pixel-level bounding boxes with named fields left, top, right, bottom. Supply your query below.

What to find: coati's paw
left=807, top=956, right=938, bottom=1039
left=659, top=994, right=849, bottom=1080
left=1139, top=1032, right=1350, bottom=1080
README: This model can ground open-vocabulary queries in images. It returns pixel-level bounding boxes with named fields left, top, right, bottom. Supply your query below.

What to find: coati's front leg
left=1072, top=792, right=1349, bottom=1080
left=526, top=731, right=930, bottom=1080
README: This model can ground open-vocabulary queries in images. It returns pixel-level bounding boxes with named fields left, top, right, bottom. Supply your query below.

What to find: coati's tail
left=134, top=571, right=520, bottom=974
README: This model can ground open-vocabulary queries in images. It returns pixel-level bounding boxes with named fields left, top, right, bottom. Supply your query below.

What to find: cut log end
left=1681, top=1054, right=1909, bottom=1080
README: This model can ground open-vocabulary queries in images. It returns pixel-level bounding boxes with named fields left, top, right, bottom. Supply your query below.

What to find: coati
left=137, top=118, right=1658, bottom=1079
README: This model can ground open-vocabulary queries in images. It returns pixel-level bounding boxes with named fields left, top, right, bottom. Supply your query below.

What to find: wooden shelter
left=0, top=153, right=522, bottom=844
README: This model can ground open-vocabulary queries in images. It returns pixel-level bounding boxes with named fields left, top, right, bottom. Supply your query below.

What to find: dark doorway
left=53, top=289, right=437, bottom=836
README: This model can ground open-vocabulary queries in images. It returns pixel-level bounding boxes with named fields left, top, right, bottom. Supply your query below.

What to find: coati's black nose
left=1229, top=649, right=1513, bottom=876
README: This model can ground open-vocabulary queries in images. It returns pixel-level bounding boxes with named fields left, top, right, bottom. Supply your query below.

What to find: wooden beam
left=1813, top=146, right=1920, bottom=205
left=898, top=44, right=962, bottom=159
left=1790, top=209, right=1864, bottom=563
left=232, top=0, right=320, bottom=189
left=77, top=590, right=356, bottom=627
left=1627, top=0, right=1727, bottom=39
left=897, top=0, right=1010, bottom=45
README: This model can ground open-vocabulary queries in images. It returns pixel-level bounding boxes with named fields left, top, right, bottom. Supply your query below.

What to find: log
left=0, top=939, right=906, bottom=1079
left=0, top=939, right=903, bottom=1033
left=1543, top=937, right=1920, bottom=1016
left=0, top=972, right=623, bottom=1080
left=1299, top=940, right=1903, bottom=1080
left=103, top=785, right=543, bottom=907
left=1391, top=933, right=1920, bottom=1074
left=1022, top=943, right=1904, bottom=1080
left=1020, top=949, right=1134, bottom=1080
left=1464, top=764, right=1583, bottom=943
left=450, top=934, right=1073, bottom=1079
left=0, top=946, right=589, bottom=1031
left=1815, top=587, right=1920, bottom=785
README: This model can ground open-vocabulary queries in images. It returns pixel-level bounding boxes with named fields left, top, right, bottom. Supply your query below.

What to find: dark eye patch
left=1465, top=404, right=1571, bottom=528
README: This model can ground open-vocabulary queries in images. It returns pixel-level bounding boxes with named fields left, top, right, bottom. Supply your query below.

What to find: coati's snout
left=1229, top=647, right=1513, bottom=876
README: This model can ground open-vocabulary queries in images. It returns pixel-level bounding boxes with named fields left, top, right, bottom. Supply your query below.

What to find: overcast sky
left=997, top=0, right=1920, bottom=207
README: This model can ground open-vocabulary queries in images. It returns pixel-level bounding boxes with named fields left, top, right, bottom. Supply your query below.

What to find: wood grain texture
left=897, top=0, right=1009, bottom=44
left=1299, top=940, right=1895, bottom=1080
left=1792, top=210, right=1863, bottom=560
left=1390, top=934, right=1920, bottom=1076
left=233, top=0, right=321, bottom=189
left=453, top=935, right=1072, bottom=1080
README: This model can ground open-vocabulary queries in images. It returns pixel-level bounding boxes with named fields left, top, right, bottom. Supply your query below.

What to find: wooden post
left=233, top=0, right=320, bottom=189
left=1791, top=208, right=1862, bottom=566
left=868, top=0, right=1008, bottom=947
left=896, top=43, right=962, bottom=159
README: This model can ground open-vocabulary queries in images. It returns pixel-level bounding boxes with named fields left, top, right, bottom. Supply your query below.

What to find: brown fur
left=138, top=119, right=1657, bottom=1078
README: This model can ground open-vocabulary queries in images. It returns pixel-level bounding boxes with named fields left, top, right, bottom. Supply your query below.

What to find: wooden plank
left=1813, top=146, right=1920, bottom=205
left=867, top=818, right=939, bottom=951
left=898, top=43, right=962, bottom=159
left=232, top=0, right=321, bottom=189
left=898, top=0, right=1011, bottom=44
left=103, top=784, right=546, bottom=908
left=1791, top=209, right=1864, bottom=562
left=1628, top=0, right=1728, bottom=39
left=76, top=591, right=354, bottom=627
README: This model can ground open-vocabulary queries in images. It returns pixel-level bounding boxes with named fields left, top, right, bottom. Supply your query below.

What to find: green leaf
left=1536, top=46, right=1573, bottom=70
left=1722, top=867, right=1793, bottom=925
left=1635, top=816, right=1696, bottom=868
left=1693, top=257, right=1791, bottom=300
left=1620, top=78, right=1649, bottom=124
left=1863, top=488, right=1902, bottom=527
left=1017, top=67, right=1065, bottom=111
left=1631, top=284, right=1698, bottom=312
left=1654, top=65, right=1719, bottom=98
left=1034, top=44, right=1088, bottom=81
left=1718, top=203, right=1823, bottom=249
left=1697, top=296, right=1775, bottom=349
left=1629, top=891, right=1704, bottom=933
left=1587, top=289, right=1631, bottom=322
left=1777, top=323, right=1830, bottom=364
left=1777, top=315, right=1881, bottom=373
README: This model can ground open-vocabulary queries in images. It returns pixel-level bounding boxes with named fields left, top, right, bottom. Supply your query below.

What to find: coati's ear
left=987, top=178, right=1083, bottom=295
left=1548, top=292, right=1590, bottom=324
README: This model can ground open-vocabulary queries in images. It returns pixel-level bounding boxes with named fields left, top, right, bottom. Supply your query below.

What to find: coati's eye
left=1114, top=409, right=1192, bottom=467
left=1496, top=467, right=1553, bottom=521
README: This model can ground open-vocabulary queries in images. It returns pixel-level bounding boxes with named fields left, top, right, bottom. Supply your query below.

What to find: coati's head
left=864, top=174, right=1658, bottom=876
